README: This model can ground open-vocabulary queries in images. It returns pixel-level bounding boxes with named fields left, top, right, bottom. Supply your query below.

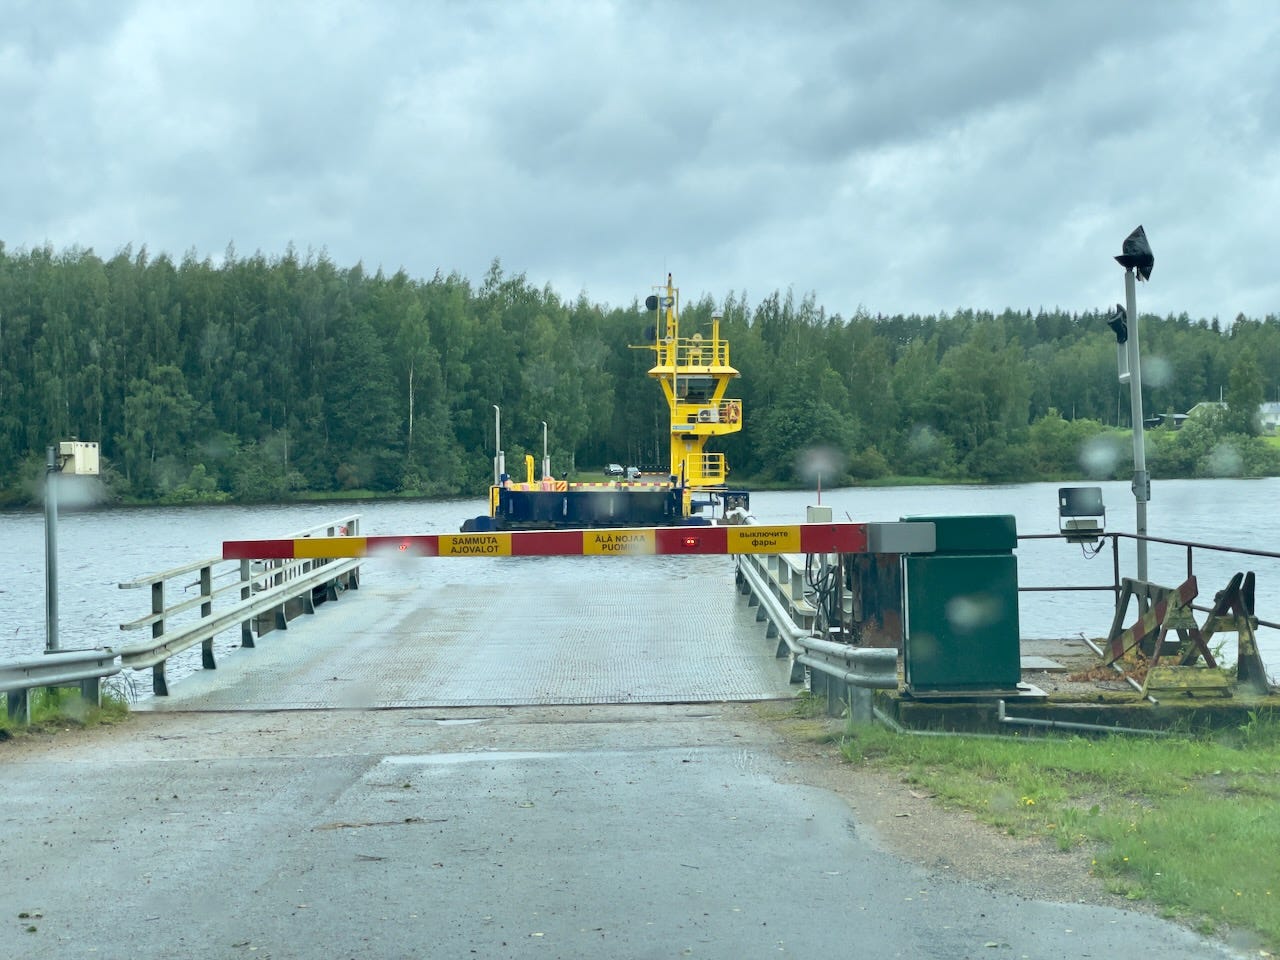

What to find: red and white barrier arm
left=222, top=523, right=869, bottom=560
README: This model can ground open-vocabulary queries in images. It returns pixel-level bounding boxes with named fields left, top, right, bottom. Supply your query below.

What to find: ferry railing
left=676, top=335, right=729, bottom=367
left=116, top=514, right=363, bottom=697
left=673, top=402, right=742, bottom=427
left=687, top=452, right=727, bottom=485
left=1018, top=532, right=1280, bottom=635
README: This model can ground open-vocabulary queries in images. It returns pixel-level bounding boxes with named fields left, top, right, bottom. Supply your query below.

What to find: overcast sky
left=4, top=0, right=1277, bottom=323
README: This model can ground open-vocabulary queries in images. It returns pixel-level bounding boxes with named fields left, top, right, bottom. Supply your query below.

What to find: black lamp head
left=1114, top=225, right=1154, bottom=281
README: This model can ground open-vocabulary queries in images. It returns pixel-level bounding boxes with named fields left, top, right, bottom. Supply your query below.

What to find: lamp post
left=541, top=421, right=550, bottom=480
left=45, top=440, right=101, bottom=652
left=1111, top=226, right=1155, bottom=583
left=44, top=446, right=61, bottom=652
left=493, top=405, right=504, bottom=485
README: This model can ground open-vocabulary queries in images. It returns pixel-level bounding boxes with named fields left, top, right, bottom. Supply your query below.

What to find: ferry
left=461, top=274, right=750, bottom=531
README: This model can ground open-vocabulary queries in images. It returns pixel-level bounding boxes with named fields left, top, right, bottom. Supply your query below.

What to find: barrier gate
left=222, top=522, right=871, bottom=560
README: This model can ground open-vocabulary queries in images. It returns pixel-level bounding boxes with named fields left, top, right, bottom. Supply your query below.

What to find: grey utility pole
left=43, top=441, right=102, bottom=652
left=44, top=446, right=61, bottom=651
left=1123, top=268, right=1149, bottom=582
left=1113, top=226, right=1155, bottom=584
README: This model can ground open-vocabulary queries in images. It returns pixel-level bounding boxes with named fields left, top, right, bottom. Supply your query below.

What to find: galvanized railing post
left=200, top=564, right=212, bottom=619
left=240, top=559, right=255, bottom=648
left=1112, top=535, right=1121, bottom=603
left=200, top=563, right=216, bottom=670
left=78, top=675, right=102, bottom=708
left=151, top=580, right=165, bottom=642
left=149, top=578, right=166, bottom=694
left=271, top=559, right=288, bottom=631
left=3, top=650, right=122, bottom=722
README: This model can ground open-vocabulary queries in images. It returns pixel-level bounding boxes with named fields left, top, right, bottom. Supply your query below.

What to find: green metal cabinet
left=901, top=515, right=1021, bottom=694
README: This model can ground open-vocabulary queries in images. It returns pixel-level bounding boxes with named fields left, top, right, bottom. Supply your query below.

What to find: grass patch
left=0, top=685, right=131, bottom=741
left=779, top=693, right=846, bottom=744
left=840, top=712, right=1280, bottom=949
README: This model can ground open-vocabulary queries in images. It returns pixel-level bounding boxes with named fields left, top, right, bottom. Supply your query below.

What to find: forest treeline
left=1, top=242, right=1278, bottom=506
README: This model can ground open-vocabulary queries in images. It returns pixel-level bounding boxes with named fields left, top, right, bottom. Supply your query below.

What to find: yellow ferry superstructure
left=643, top=273, right=745, bottom=518
left=461, top=272, right=749, bottom=531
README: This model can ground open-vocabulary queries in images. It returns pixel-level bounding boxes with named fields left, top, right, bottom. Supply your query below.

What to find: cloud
left=3, top=0, right=1278, bottom=323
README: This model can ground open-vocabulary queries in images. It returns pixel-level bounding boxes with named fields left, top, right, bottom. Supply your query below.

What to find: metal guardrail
left=0, top=514, right=364, bottom=720
left=1018, top=531, right=1280, bottom=633
left=117, top=515, right=363, bottom=696
left=0, top=514, right=368, bottom=716
left=743, top=552, right=818, bottom=639
left=736, top=551, right=897, bottom=722
left=1, top=648, right=122, bottom=723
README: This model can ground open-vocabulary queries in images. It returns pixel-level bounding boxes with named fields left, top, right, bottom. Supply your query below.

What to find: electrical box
left=59, top=441, right=100, bottom=476
left=900, top=514, right=1021, bottom=694
left=806, top=505, right=833, bottom=523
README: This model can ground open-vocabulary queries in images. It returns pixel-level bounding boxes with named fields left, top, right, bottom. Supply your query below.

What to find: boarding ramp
left=131, top=553, right=797, bottom=711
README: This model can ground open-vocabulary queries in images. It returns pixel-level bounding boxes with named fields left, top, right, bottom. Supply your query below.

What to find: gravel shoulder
left=748, top=701, right=1134, bottom=910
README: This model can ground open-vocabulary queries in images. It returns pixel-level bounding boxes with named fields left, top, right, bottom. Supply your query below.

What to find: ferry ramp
left=131, top=553, right=795, bottom=711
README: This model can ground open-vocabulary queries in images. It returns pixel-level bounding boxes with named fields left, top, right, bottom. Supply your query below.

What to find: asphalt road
left=0, top=705, right=1245, bottom=960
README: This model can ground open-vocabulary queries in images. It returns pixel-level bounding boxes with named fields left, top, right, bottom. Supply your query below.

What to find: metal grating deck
left=133, top=555, right=797, bottom=711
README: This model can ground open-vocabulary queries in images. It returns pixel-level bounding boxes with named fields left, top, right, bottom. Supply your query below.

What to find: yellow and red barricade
left=223, top=522, right=868, bottom=560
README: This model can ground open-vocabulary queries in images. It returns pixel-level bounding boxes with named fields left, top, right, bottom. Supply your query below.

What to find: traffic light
left=1105, top=304, right=1128, bottom=344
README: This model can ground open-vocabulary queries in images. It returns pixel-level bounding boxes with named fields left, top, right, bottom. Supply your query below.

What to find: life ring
left=725, top=402, right=740, bottom=424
